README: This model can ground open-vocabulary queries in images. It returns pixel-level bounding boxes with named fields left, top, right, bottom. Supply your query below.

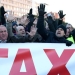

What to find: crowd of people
left=0, top=4, right=75, bottom=46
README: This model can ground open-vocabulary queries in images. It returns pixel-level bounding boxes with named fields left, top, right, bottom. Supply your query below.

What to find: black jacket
left=45, top=32, right=68, bottom=43
left=37, top=15, right=72, bottom=45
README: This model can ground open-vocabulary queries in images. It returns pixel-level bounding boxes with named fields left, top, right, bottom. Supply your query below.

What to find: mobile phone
left=47, top=13, right=51, bottom=17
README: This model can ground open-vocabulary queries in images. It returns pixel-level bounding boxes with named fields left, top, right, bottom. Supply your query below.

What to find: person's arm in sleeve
left=6, top=21, right=14, bottom=37
left=6, top=13, right=14, bottom=37
left=46, top=16, right=56, bottom=32
left=26, top=8, right=35, bottom=32
left=37, top=4, right=49, bottom=40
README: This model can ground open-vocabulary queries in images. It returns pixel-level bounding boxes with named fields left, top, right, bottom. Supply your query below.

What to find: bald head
left=16, top=26, right=25, bottom=36
left=0, top=25, right=8, bottom=41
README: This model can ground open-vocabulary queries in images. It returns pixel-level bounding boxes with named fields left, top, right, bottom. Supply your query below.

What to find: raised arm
left=37, top=4, right=49, bottom=40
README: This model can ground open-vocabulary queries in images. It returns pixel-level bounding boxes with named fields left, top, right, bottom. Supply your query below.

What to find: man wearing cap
left=45, top=25, right=70, bottom=43
left=37, top=4, right=73, bottom=46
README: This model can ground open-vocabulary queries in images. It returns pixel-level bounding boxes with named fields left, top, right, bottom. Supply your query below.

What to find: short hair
left=66, top=23, right=74, bottom=29
left=0, top=25, right=7, bottom=32
left=0, top=25, right=6, bottom=28
left=15, top=26, right=24, bottom=32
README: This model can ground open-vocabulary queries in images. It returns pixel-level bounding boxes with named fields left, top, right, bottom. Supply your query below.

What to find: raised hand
left=27, top=25, right=37, bottom=37
left=38, top=4, right=45, bottom=16
left=58, top=10, right=66, bottom=19
left=27, top=8, right=35, bottom=22
left=6, top=12, right=14, bottom=21
left=0, top=6, right=6, bottom=15
left=28, top=8, right=32, bottom=16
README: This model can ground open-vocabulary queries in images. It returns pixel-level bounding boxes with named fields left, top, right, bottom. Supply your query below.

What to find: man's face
left=16, top=26, right=25, bottom=36
left=66, top=24, right=73, bottom=32
left=0, top=26, right=8, bottom=41
left=66, top=28, right=70, bottom=37
left=56, top=28, right=65, bottom=37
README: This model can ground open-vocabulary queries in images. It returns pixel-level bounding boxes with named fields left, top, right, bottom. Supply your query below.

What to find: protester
left=37, top=4, right=73, bottom=46
left=0, top=25, right=8, bottom=43
left=0, top=5, right=74, bottom=45
left=66, top=23, right=75, bottom=43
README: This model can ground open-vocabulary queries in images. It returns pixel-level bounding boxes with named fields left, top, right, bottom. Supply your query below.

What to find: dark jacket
left=45, top=32, right=68, bottom=43
left=46, top=16, right=56, bottom=32
left=37, top=15, right=72, bottom=45
left=6, top=22, right=42, bottom=43
left=71, top=29, right=75, bottom=42
left=30, top=33, right=43, bottom=42
left=7, top=35, right=31, bottom=43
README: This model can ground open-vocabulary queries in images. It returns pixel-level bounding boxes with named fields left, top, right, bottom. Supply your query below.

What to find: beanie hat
left=12, top=21, right=18, bottom=26
left=12, top=23, right=17, bottom=26
left=57, top=25, right=66, bottom=34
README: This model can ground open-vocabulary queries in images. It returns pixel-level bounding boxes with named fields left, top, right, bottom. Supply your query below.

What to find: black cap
left=57, top=25, right=66, bottom=34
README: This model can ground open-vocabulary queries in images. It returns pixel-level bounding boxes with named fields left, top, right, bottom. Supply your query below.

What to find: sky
left=33, top=0, right=75, bottom=27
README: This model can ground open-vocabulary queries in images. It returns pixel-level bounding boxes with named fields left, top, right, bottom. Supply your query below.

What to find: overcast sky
left=33, top=0, right=75, bottom=27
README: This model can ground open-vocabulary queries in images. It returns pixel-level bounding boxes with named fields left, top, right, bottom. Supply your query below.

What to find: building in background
left=0, top=0, right=32, bottom=17
left=32, top=2, right=50, bottom=15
